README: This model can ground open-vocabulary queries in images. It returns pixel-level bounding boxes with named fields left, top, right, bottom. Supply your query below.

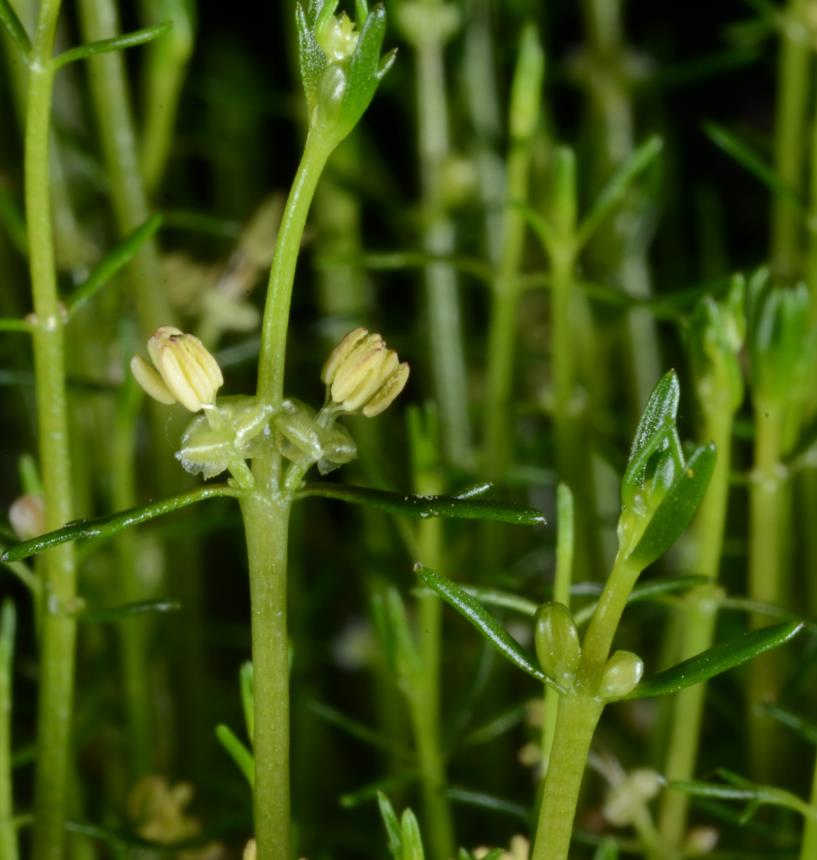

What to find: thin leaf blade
left=296, top=483, right=545, bottom=526
left=416, top=565, right=560, bottom=689
left=627, top=620, right=804, bottom=699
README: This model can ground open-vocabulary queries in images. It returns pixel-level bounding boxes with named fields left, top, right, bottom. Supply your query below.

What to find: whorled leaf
left=295, top=482, right=545, bottom=526
left=415, top=565, right=561, bottom=690
left=626, top=620, right=803, bottom=699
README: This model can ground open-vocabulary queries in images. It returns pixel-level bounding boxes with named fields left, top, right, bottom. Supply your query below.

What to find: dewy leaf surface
left=627, top=620, right=804, bottom=699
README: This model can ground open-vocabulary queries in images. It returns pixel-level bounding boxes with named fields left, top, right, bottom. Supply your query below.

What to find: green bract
left=296, top=0, right=396, bottom=144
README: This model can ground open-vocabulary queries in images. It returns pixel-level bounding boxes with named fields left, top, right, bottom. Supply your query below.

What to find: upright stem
left=657, top=405, right=733, bottom=855
left=414, top=33, right=472, bottom=468
left=800, top=753, right=817, bottom=860
left=241, top=493, right=292, bottom=860
left=0, top=602, right=17, bottom=860
left=771, top=0, right=811, bottom=281
left=256, top=133, right=333, bottom=411
left=748, top=405, right=787, bottom=779
left=413, top=468, right=454, bottom=860
left=25, top=4, right=78, bottom=859
left=531, top=554, right=641, bottom=860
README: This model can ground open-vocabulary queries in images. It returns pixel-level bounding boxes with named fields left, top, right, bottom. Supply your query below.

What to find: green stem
left=413, top=471, right=454, bottom=860
left=748, top=405, right=787, bottom=779
left=531, top=694, right=603, bottom=860
left=414, top=36, right=472, bottom=468
left=25, top=4, right=78, bottom=859
left=0, top=602, right=17, bottom=860
left=770, top=0, right=811, bottom=281
left=800, top=753, right=817, bottom=860
left=483, top=121, right=538, bottom=479
left=240, top=493, right=292, bottom=860
left=657, top=405, right=733, bottom=854
left=531, top=554, right=641, bottom=860
left=256, top=133, right=333, bottom=412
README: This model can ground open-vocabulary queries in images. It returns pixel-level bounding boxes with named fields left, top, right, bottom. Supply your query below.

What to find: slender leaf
left=416, top=565, right=561, bottom=690
left=296, top=483, right=545, bottom=526
left=627, top=443, right=717, bottom=569
left=400, top=808, right=425, bottom=860
left=67, top=598, right=180, bottom=622
left=704, top=121, right=804, bottom=212
left=0, top=0, right=32, bottom=61
left=378, top=792, right=403, bottom=859
left=592, top=840, right=619, bottom=860
left=627, top=621, right=804, bottom=699
left=445, top=787, right=529, bottom=823
left=307, top=699, right=413, bottom=760
left=627, top=370, right=680, bottom=472
left=761, top=703, right=817, bottom=746
left=53, top=21, right=172, bottom=70
left=65, top=215, right=162, bottom=315
left=0, top=485, right=242, bottom=562
left=576, top=135, right=664, bottom=249
left=340, top=771, right=419, bottom=808
left=0, top=318, right=33, bottom=334
left=670, top=769, right=817, bottom=821
left=215, top=724, right=254, bottom=787
left=573, top=574, right=710, bottom=625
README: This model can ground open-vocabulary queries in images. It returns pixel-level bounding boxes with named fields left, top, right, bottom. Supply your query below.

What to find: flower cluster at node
left=322, top=327, right=410, bottom=417
left=131, top=326, right=223, bottom=412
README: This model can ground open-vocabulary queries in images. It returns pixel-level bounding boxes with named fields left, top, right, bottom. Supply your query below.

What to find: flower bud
left=9, top=493, right=46, bottom=540
left=599, top=650, right=644, bottom=700
left=322, top=328, right=409, bottom=417
left=131, top=326, right=223, bottom=412
left=243, top=839, right=256, bottom=860
left=534, top=602, right=581, bottom=688
left=684, top=826, right=719, bottom=855
left=316, top=11, right=359, bottom=62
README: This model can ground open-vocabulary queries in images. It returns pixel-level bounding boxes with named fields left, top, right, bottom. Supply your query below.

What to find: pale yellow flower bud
left=322, top=328, right=409, bottom=417
left=317, top=12, right=359, bottom=62
left=243, top=839, right=256, bottom=860
left=131, top=326, right=223, bottom=412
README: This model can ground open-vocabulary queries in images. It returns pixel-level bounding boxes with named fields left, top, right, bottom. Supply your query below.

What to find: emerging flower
left=321, top=327, right=409, bottom=417
left=9, top=493, right=45, bottom=540
left=316, top=11, right=359, bottom=62
left=131, top=326, right=223, bottom=412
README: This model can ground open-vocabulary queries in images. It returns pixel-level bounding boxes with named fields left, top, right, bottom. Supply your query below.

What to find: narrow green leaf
left=704, top=121, right=804, bottom=212
left=400, top=808, right=425, bottom=860
left=0, top=0, right=32, bottom=61
left=0, top=485, right=242, bottom=562
left=572, top=574, right=710, bottom=626
left=378, top=792, right=403, bottom=859
left=65, top=215, right=162, bottom=315
left=307, top=699, right=413, bottom=760
left=627, top=620, right=804, bottom=699
left=670, top=770, right=817, bottom=821
left=513, top=201, right=557, bottom=259
left=592, top=839, right=619, bottom=860
left=340, top=771, right=419, bottom=808
left=67, top=598, right=180, bottom=622
left=761, top=703, right=817, bottom=746
left=445, top=787, right=529, bottom=822
left=52, top=21, right=172, bottom=70
left=296, top=483, right=545, bottom=526
left=416, top=565, right=562, bottom=690
left=576, top=135, right=663, bottom=249
left=0, top=318, right=33, bottom=334
left=627, top=443, right=717, bottom=569
left=215, top=724, right=254, bottom=787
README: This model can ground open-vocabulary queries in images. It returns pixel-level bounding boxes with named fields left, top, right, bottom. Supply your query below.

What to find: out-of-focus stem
left=413, top=18, right=472, bottom=468
left=0, top=601, right=17, bottom=860
left=771, top=0, right=811, bottom=281
left=24, top=5, right=79, bottom=860
left=657, top=405, right=733, bottom=855
left=748, top=406, right=787, bottom=779
left=800, top=754, right=817, bottom=860
left=580, top=0, right=660, bottom=411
